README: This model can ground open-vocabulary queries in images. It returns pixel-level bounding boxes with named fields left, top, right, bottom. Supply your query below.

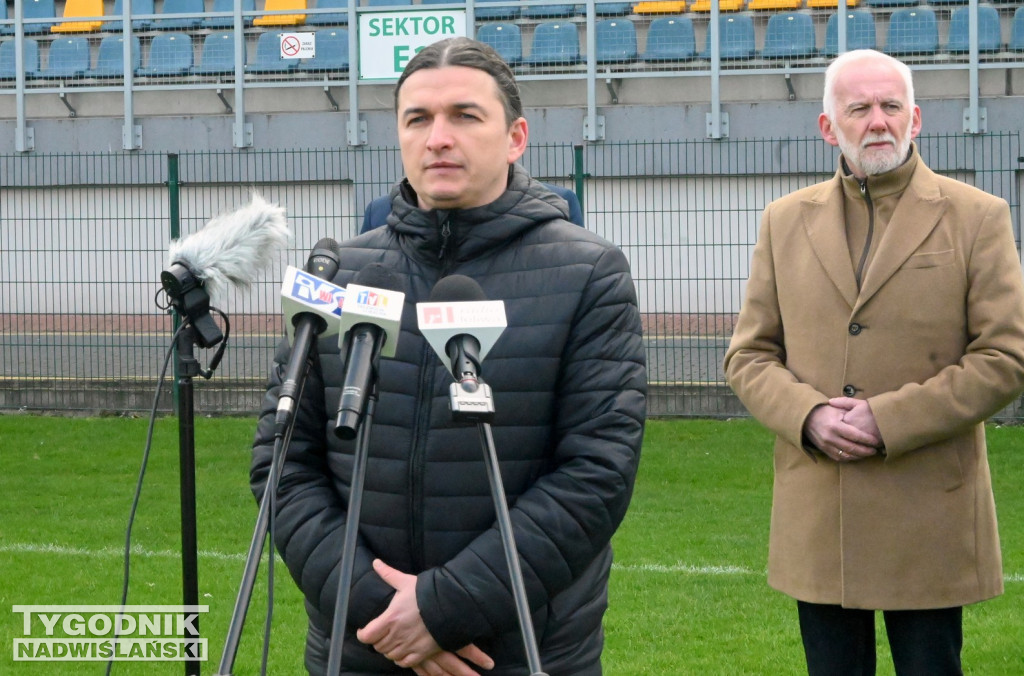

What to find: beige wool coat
left=724, top=152, right=1024, bottom=610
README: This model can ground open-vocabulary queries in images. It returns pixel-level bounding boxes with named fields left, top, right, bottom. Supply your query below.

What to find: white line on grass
left=4, top=543, right=1023, bottom=584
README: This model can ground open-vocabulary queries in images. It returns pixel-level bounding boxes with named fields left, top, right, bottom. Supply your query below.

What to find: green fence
left=2, top=134, right=1022, bottom=417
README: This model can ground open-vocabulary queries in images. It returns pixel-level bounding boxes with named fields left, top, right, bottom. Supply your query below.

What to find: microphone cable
left=105, top=304, right=228, bottom=676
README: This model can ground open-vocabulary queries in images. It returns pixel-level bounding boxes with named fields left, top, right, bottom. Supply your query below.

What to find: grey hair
left=393, top=37, right=523, bottom=127
left=822, top=49, right=915, bottom=121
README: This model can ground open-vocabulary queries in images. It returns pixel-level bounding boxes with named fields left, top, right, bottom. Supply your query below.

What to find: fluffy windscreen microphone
left=165, top=192, right=291, bottom=303
left=428, top=274, right=487, bottom=303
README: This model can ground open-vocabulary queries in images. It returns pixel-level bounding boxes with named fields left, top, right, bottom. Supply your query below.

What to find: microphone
left=275, top=238, right=343, bottom=434
left=417, top=275, right=507, bottom=422
left=161, top=192, right=291, bottom=348
left=334, top=264, right=406, bottom=440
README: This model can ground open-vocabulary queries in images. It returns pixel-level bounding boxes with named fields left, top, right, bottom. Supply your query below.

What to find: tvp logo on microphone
left=12, top=605, right=208, bottom=662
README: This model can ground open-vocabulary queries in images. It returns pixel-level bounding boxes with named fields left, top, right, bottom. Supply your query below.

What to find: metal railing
left=1, top=133, right=1022, bottom=416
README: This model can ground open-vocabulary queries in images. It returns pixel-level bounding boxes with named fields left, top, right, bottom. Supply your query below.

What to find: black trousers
left=796, top=601, right=963, bottom=676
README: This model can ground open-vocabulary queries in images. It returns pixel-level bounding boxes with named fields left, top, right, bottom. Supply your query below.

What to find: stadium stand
left=202, top=0, right=257, bottom=28
left=20, top=0, right=58, bottom=35
left=477, top=22, right=523, bottom=64
left=297, top=28, right=349, bottom=71
left=0, top=38, right=41, bottom=78
left=884, top=7, right=939, bottom=56
left=190, top=31, right=240, bottom=75
left=102, top=0, right=155, bottom=31
left=700, top=13, right=756, bottom=59
left=640, top=15, right=696, bottom=61
left=84, top=34, right=141, bottom=77
left=596, top=2, right=633, bottom=17
left=136, top=32, right=193, bottom=76
left=38, top=35, right=91, bottom=78
left=154, top=0, right=206, bottom=29
left=864, top=0, right=916, bottom=6
left=475, top=0, right=521, bottom=21
left=689, top=0, right=745, bottom=12
left=761, top=11, right=816, bottom=58
left=365, top=0, right=413, bottom=6
left=1013, top=7, right=1024, bottom=52
left=821, top=9, right=877, bottom=55
left=595, top=18, right=638, bottom=63
left=1, top=2, right=12, bottom=37
left=253, top=0, right=307, bottom=26
left=51, top=0, right=104, bottom=33
left=946, top=5, right=1003, bottom=54
left=524, top=21, right=581, bottom=65
left=306, top=0, right=349, bottom=26
left=246, top=30, right=301, bottom=72
left=632, top=1, right=687, bottom=15
left=748, top=0, right=801, bottom=11
left=521, top=2, right=580, bottom=19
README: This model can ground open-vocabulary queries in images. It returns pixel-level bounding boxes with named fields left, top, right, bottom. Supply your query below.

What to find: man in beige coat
left=724, top=49, right=1024, bottom=675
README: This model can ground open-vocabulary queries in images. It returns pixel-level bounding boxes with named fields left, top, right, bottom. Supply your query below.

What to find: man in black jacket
left=252, top=37, right=647, bottom=675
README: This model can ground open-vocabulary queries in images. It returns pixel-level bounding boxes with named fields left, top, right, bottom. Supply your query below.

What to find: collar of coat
left=384, top=164, right=571, bottom=264
left=801, top=141, right=950, bottom=311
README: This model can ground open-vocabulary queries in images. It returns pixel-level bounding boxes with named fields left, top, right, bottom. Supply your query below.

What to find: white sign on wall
left=358, top=10, right=467, bottom=80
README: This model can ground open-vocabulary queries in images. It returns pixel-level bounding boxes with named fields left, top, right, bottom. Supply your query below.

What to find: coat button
left=842, top=385, right=856, bottom=397
left=849, top=322, right=862, bottom=335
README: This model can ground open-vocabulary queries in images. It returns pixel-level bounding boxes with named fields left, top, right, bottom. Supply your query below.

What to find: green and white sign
left=358, top=10, right=467, bottom=80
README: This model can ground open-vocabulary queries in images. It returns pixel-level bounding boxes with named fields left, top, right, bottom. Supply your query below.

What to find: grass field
left=1, top=415, right=1022, bottom=674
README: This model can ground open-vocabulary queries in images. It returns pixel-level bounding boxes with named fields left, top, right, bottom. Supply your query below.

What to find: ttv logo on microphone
left=355, top=290, right=389, bottom=308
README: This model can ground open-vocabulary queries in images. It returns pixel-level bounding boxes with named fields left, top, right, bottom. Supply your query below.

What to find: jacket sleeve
left=250, top=339, right=395, bottom=632
left=415, top=246, right=648, bottom=651
left=868, top=198, right=1024, bottom=457
left=723, top=206, right=830, bottom=448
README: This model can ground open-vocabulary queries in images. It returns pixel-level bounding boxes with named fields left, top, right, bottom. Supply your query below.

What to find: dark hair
left=394, top=37, right=523, bottom=127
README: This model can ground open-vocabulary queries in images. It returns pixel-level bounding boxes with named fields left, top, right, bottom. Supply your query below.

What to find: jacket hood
left=387, top=164, right=571, bottom=263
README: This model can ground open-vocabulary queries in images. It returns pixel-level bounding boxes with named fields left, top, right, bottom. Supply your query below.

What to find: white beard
left=836, top=123, right=912, bottom=177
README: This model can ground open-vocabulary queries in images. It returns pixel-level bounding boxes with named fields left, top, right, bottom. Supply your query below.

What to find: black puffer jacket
left=251, top=165, right=647, bottom=675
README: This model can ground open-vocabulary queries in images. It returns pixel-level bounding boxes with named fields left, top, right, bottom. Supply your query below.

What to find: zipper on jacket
left=855, top=179, right=873, bottom=290
left=438, top=218, right=452, bottom=261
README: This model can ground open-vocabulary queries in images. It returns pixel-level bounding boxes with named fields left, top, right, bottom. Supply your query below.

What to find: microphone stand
left=326, top=384, right=378, bottom=674
left=476, top=421, right=548, bottom=676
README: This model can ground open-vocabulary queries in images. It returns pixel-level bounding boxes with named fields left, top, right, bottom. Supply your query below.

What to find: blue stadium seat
left=821, top=10, right=877, bottom=56
left=190, top=31, right=240, bottom=75
left=103, top=0, right=156, bottom=31
left=521, top=2, right=580, bottom=19
left=524, top=21, right=581, bottom=65
left=477, top=22, right=523, bottom=65
left=595, top=18, right=638, bottom=63
left=761, top=11, right=816, bottom=59
left=306, top=0, right=349, bottom=26
left=298, top=28, right=349, bottom=71
left=884, top=7, right=938, bottom=56
left=136, top=33, right=193, bottom=76
left=1013, top=7, right=1024, bottom=52
left=21, top=0, right=58, bottom=35
left=641, top=16, right=696, bottom=62
left=946, top=5, right=1002, bottom=53
left=475, top=0, right=520, bottom=21
left=595, top=1, right=632, bottom=16
left=202, top=0, right=256, bottom=28
left=365, top=0, right=412, bottom=6
left=246, top=30, right=301, bottom=73
left=154, top=0, right=206, bottom=29
left=701, top=14, right=756, bottom=60
left=1, top=2, right=12, bottom=37
left=38, top=36, right=90, bottom=79
left=863, top=0, right=917, bottom=6
left=0, top=38, right=41, bottom=78
left=84, top=34, right=141, bottom=77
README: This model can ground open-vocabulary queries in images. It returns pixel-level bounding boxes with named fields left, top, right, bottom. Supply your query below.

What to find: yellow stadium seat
left=747, top=0, right=801, bottom=9
left=51, top=0, right=104, bottom=32
left=688, top=0, right=744, bottom=11
left=807, top=0, right=857, bottom=7
left=254, top=0, right=307, bottom=26
left=632, top=1, right=687, bottom=13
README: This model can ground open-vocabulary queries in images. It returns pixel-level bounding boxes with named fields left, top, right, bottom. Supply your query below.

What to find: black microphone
left=274, top=238, right=342, bottom=435
left=417, top=275, right=508, bottom=422
left=334, top=264, right=405, bottom=440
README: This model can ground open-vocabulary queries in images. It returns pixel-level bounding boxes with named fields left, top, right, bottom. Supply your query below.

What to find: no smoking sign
left=279, top=32, right=315, bottom=59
